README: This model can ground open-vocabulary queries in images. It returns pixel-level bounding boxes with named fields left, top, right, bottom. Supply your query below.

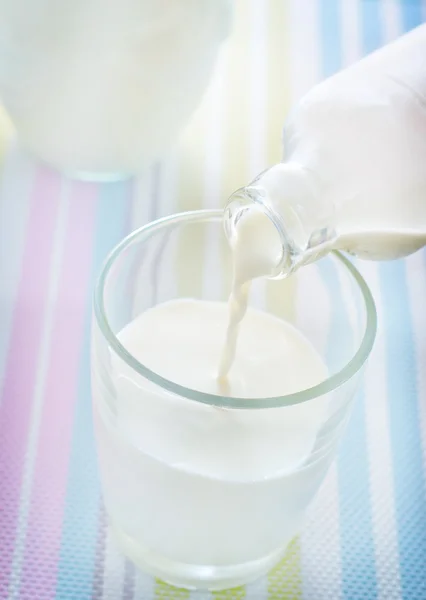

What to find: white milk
left=225, top=23, right=426, bottom=279
left=94, top=299, right=331, bottom=588
left=0, top=0, right=231, bottom=176
left=219, top=213, right=283, bottom=384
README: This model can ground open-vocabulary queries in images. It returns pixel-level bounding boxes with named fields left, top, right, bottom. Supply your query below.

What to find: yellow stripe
left=265, top=0, right=297, bottom=321
left=264, top=3, right=302, bottom=589
left=213, top=585, right=246, bottom=600
left=0, top=108, right=14, bottom=165
left=174, top=79, right=209, bottom=298
left=267, top=538, right=303, bottom=600
left=218, top=0, right=252, bottom=294
left=154, top=578, right=190, bottom=600
left=174, top=0, right=251, bottom=299
left=266, top=0, right=291, bottom=166
left=222, top=0, right=251, bottom=200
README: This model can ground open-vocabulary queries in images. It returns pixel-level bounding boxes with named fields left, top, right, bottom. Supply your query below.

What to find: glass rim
left=93, top=209, right=377, bottom=409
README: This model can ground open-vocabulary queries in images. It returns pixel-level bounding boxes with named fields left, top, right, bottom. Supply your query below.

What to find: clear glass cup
left=92, top=209, right=377, bottom=591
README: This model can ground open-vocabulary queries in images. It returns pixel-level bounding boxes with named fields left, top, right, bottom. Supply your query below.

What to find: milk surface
left=120, top=298, right=326, bottom=400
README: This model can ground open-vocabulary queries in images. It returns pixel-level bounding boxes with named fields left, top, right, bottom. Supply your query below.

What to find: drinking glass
left=91, top=209, right=376, bottom=590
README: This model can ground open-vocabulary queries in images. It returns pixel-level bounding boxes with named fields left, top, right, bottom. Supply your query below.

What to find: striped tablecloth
left=1, top=1, right=426, bottom=598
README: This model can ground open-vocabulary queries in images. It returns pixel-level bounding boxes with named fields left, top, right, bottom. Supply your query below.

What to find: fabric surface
left=0, top=1, right=426, bottom=598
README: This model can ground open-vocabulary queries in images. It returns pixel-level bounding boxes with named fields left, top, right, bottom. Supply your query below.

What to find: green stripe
left=267, top=538, right=302, bottom=600
left=154, top=578, right=190, bottom=599
left=213, top=585, right=246, bottom=599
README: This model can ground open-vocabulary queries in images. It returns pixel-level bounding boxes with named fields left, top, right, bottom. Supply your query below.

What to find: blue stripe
left=320, top=257, right=377, bottom=600
left=379, top=261, right=426, bottom=600
left=401, top=0, right=424, bottom=31
left=375, top=2, right=426, bottom=598
left=320, top=0, right=342, bottom=78
left=361, top=0, right=382, bottom=55
left=55, top=181, right=132, bottom=599
left=320, top=2, right=377, bottom=598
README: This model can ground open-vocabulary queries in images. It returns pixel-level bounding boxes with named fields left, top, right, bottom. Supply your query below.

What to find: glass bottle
left=225, top=23, right=426, bottom=279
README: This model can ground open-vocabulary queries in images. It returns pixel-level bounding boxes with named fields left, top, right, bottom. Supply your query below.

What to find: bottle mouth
left=223, top=186, right=294, bottom=280
left=225, top=181, right=339, bottom=280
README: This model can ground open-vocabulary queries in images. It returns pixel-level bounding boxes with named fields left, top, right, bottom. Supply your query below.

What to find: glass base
left=111, top=523, right=292, bottom=591
left=13, top=138, right=135, bottom=182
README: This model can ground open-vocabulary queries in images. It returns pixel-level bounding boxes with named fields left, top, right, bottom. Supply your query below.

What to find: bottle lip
left=224, top=185, right=294, bottom=279
left=225, top=162, right=338, bottom=278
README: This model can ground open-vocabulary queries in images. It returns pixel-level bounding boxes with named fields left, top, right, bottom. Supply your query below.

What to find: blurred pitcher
left=0, top=0, right=232, bottom=179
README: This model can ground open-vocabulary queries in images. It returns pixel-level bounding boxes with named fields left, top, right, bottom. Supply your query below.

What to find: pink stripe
left=92, top=180, right=135, bottom=600
left=18, top=181, right=99, bottom=599
left=122, top=560, right=136, bottom=600
left=0, top=168, right=62, bottom=594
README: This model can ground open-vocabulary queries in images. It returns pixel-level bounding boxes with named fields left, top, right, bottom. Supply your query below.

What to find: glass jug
left=0, top=0, right=232, bottom=179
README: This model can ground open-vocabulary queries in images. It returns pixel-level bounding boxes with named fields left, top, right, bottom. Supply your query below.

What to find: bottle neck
left=224, top=162, right=337, bottom=279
